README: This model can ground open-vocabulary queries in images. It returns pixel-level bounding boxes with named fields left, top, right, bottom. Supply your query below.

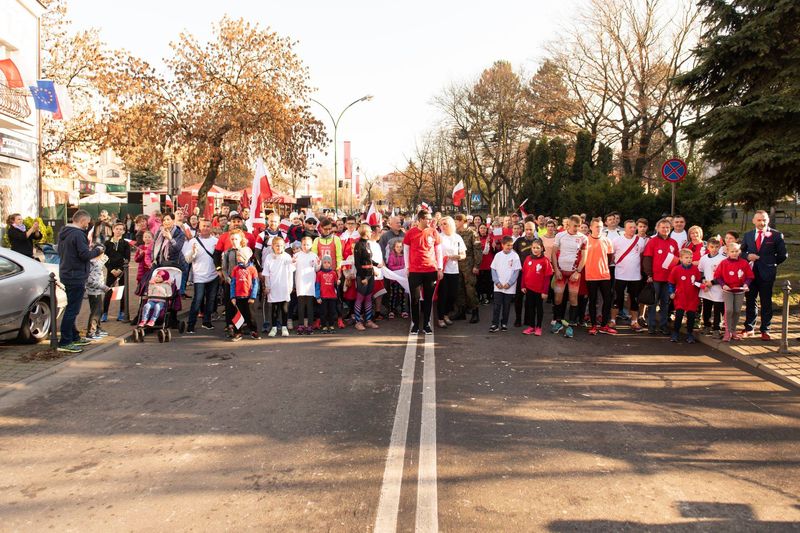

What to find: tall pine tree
left=676, top=0, right=800, bottom=207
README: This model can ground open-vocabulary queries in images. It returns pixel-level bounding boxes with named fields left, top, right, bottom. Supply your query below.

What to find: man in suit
left=740, top=210, right=788, bottom=340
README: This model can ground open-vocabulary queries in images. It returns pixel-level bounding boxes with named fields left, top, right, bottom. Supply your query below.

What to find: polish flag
left=52, top=84, right=74, bottom=121
left=232, top=309, right=245, bottom=330
left=452, top=180, right=466, bottom=206
left=165, top=195, right=174, bottom=209
left=367, top=202, right=382, bottom=226
left=148, top=191, right=158, bottom=204
left=279, top=218, right=290, bottom=234
left=517, top=198, right=529, bottom=217
left=249, top=158, right=273, bottom=228
left=420, top=202, right=431, bottom=212
left=110, top=286, right=124, bottom=301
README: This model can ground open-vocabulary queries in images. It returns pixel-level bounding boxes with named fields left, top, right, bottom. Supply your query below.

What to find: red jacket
left=230, top=263, right=259, bottom=299
left=521, top=255, right=554, bottom=295
left=644, top=235, right=680, bottom=282
left=713, top=257, right=754, bottom=290
left=668, top=263, right=702, bottom=311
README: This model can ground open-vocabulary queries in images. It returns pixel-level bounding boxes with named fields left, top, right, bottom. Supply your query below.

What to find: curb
left=696, top=334, right=800, bottom=389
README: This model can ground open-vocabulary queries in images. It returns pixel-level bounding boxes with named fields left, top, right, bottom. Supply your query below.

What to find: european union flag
left=29, top=80, right=59, bottom=113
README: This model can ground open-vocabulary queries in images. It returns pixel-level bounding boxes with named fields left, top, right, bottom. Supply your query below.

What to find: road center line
left=415, top=330, right=438, bottom=533
left=374, top=331, right=419, bottom=533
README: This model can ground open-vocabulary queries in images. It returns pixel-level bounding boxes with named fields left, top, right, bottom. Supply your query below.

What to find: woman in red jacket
left=477, top=224, right=495, bottom=305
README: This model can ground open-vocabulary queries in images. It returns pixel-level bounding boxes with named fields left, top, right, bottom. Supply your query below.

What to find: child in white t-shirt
left=698, top=237, right=725, bottom=337
left=263, top=237, right=295, bottom=337
left=489, top=235, right=521, bottom=332
left=292, top=236, right=320, bottom=334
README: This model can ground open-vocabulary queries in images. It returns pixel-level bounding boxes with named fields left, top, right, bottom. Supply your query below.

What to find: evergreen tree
left=571, top=130, right=594, bottom=182
left=676, top=0, right=800, bottom=206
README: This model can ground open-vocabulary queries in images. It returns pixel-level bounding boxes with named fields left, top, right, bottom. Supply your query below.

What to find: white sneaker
left=281, top=326, right=289, bottom=337
left=287, top=319, right=294, bottom=331
left=268, top=327, right=277, bottom=337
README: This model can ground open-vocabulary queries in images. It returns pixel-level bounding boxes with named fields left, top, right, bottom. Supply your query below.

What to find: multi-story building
left=0, top=0, right=45, bottom=223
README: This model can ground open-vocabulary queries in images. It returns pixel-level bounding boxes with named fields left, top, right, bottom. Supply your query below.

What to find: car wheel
left=18, top=299, right=52, bottom=344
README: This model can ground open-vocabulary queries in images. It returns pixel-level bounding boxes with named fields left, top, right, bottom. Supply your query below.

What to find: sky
left=68, top=0, right=579, bottom=179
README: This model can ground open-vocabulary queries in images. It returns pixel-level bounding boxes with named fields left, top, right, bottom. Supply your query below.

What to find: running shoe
left=761, top=331, right=772, bottom=341
left=101, top=313, right=108, bottom=322
left=670, top=332, right=679, bottom=342
left=410, top=324, right=420, bottom=334
left=57, top=344, right=83, bottom=354
left=96, top=330, right=109, bottom=337
left=366, top=321, right=379, bottom=329
left=250, top=331, right=261, bottom=340
left=588, top=326, right=599, bottom=336
left=337, top=318, right=346, bottom=329
left=600, top=326, right=618, bottom=335
left=117, top=312, right=125, bottom=321
left=551, top=321, right=564, bottom=334
left=423, top=325, right=433, bottom=335
left=201, top=323, right=214, bottom=330
left=296, top=326, right=305, bottom=335
left=564, top=326, right=574, bottom=338
left=231, top=334, right=242, bottom=342
left=500, top=324, right=508, bottom=331
left=523, top=327, right=535, bottom=335
left=686, top=335, right=696, bottom=344
left=186, top=327, right=195, bottom=334
left=73, top=337, right=91, bottom=346
left=281, top=326, right=289, bottom=337
left=534, top=327, right=542, bottom=336
left=489, top=324, right=499, bottom=333
left=355, top=322, right=366, bottom=331
left=268, top=327, right=277, bottom=338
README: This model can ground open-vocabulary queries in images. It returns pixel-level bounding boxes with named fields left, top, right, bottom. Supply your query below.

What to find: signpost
left=661, top=158, right=687, bottom=216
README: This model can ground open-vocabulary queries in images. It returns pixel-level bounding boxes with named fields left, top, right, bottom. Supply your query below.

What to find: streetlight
left=310, top=94, right=373, bottom=216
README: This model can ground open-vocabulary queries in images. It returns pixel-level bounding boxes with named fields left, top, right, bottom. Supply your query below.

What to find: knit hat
left=155, top=269, right=170, bottom=281
left=322, top=254, right=332, bottom=264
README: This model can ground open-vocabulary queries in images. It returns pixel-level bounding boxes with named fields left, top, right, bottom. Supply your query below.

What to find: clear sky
left=68, top=0, right=579, bottom=178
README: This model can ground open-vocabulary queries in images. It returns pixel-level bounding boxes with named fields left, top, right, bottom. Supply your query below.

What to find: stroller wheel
left=178, top=321, right=186, bottom=334
left=165, top=329, right=172, bottom=343
left=157, top=329, right=166, bottom=343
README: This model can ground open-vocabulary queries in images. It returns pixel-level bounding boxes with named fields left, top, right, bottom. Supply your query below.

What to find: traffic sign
left=470, top=193, right=481, bottom=205
left=661, top=158, right=687, bottom=183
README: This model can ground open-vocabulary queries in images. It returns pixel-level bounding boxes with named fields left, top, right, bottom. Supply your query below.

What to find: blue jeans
left=188, top=277, right=219, bottom=328
left=647, top=281, right=671, bottom=330
left=60, top=283, right=86, bottom=346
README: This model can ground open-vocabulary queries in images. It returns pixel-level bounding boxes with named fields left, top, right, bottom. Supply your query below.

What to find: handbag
left=638, top=281, right=656, bottom=305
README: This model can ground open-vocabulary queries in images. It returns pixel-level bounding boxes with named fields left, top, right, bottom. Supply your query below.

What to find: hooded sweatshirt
left=58, top=224, right=103, bottom=285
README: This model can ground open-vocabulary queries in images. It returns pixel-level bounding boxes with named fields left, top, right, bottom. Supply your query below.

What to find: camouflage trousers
left=454, top=270, right=479, bottom=314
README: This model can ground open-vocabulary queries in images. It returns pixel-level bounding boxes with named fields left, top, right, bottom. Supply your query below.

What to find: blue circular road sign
left=661, top=158, right=687, bottom=183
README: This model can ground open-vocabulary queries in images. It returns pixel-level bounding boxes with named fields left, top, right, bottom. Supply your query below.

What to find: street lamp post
left=310, top=95, right=373, bottom=216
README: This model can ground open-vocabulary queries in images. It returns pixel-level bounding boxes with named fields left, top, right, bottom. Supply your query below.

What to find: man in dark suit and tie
left=740, top=210, right=788, bottom=340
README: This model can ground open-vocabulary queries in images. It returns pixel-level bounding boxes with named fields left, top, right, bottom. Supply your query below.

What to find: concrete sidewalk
left=695, top=314, right=800, bottom=388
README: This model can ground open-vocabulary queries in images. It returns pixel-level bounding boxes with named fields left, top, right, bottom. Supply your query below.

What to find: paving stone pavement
left=696, top=312, right=800, bottom=388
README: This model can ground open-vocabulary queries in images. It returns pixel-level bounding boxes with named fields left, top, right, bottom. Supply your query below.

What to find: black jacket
left=58, top=225, right=103, bottom=285
left=7, top=225, right=41, bottom=258
left=105, top=238, right=131, bottom=271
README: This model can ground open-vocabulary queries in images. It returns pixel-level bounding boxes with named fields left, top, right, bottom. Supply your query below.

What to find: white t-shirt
left=490, top=250, right=521, bottom=295
left=603, top=227, right=624, bottom=242
left=293, top=250, right=319, bottom=297
left=183, top=235, right=219, bottom=284
left=554, top=231, right=589, bottom=272
left=264, top=252, right=295, bottom=302
left=698, top=252, right=725, bottom=303
left=440, top=233, right=466, bottom=275
left=670, top=230, right=688, bottom=249
left=612, top=234, right=645, bottom=281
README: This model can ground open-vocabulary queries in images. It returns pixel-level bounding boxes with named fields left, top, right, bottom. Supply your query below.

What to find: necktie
left=756, top=230, right=763, bottom=251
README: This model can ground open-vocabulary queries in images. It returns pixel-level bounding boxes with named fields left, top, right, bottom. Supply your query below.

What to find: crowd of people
left=6, top=202, right=786, bottom=354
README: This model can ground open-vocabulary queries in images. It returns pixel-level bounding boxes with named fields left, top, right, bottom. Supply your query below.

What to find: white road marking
left=415, top=330, right=438, bottom=532
left=374, top=331, right=419, bottom=533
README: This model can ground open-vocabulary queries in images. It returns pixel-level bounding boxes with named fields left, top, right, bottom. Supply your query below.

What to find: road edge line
left=415, top=330, right=438, bottom=533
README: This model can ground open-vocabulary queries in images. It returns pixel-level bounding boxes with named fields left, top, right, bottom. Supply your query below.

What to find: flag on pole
left=0, top=59, right=24, bottom=88
left=517, top=198, right=529, bottom=217
left=452, top=180, right=466, bottom=206
left=249, top=158, right=273, bottom=227
left=148, top=191, right=158, bottom=204
left=165, top=195, right=174, bottom=209
left=110, top=286, right=125, bottom=301
left=420, top=202, right=431, bottom=212
left=232, top=308, right=245, bottom=330
left=52, top=83, right=74, bottom=121
left=367, top=202, right=382, bottom=226
left=28, top=80, right=59, bottom=113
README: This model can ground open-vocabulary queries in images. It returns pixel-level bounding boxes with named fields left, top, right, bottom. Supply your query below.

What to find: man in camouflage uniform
left=454, top=213, right=483, bottom=323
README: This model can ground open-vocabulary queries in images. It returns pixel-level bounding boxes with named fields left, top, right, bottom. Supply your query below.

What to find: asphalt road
left=1, top=313, right=799, bottom=532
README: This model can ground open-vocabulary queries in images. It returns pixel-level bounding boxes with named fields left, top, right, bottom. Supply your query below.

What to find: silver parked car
left=0, top=247, right=66, bottom=343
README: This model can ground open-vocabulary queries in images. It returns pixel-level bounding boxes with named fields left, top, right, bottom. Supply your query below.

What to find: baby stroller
left=131, top=266, right=186, bottom=343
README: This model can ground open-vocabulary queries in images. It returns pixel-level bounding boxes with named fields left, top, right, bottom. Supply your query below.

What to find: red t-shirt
left=643, top=236, right=679, bottom=282
left=215, top=231, right=256, bottom=252
left=713, top=257, right=754, bottom=290
left=403, top=226, right=441, bottom=273
left=316, top=269, right=339, bottom=299
left=521, top=255, right=554, bottom=295
left=668, top=264, right=702, bottom=311
left=479, top=236, right=494, bottom=270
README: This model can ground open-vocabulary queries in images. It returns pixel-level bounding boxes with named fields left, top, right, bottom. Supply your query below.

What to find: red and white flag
left=367, top=202, right=382, bottom=226
left=148, top=191, right=158, bottom=204
left=420, top=202, right=431, bottom=212
left=279, top=218, right=290, bottom=234
left=110, top=286, right=124, bottom=301
left=517, top=198, right=529, bottom=217
left=232, top=309, right=245, bottom=330
left=52, top=83, right=74, bottom=121
left=165, top=195, right=174, bottom=209
left=452, top=180, right=466, bottom=206
left=249, top=158, right=273, bottom=227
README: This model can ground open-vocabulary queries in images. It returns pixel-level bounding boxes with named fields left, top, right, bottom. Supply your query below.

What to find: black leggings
left=437, top=273, right=459, bottom=319
left=269, top=301, right=288, bottom=327
left=477, top=269, right=493, bottom=299
left=408, top=271, right=438, bottom=328
left=320, top=298, right=338, bottom=327
left=297, top=295, right=315, bottom=326
left=524, top=291, right=544, bottom=328
left=587, top=279, right=612, bottom=327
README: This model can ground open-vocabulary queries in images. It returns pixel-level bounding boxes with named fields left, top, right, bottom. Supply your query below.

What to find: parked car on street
left=0, top=247, right=66, bottom=343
